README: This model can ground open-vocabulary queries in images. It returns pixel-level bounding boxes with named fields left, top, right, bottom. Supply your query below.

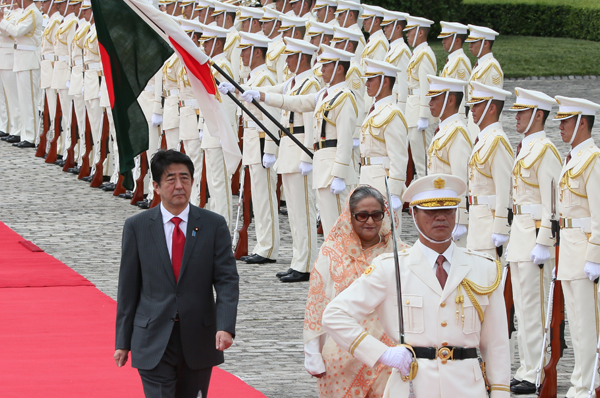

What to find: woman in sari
left=303, top=185, right=410, bottom=398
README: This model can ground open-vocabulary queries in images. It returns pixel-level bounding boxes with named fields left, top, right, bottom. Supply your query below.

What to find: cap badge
left=433, top=178, right=445, bottom=189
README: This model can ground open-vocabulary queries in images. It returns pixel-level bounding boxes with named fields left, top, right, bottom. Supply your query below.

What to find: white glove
left=452, top=224, right=468, bottom=241
left=198, top=129, right=203, bottom=141
left=391, top=195, right=402, bottom=211
left=98, top=91, right=102, bottom=100
left=151, top=113, right=163, bottom=127
left=241, top=90, right=260, bottom=103
left=378, top=346, right=412, bottom=376
left=66, top=80, right=70, bottom=89
left=530, top=243, right=551, bottom=265
left=262, top=153, right=276, bottom=168
left=299, top=161, right=313, bottom=176
left=584, top=261, right=600, bottom=281
left=217, top=81, right=235, bottom=95
left=81, top=87, right=84, bottom=95
left=491, top=233, right=509, bottom=248
left=504, top=243, right=510, bottom=260
left=353, top=138, right=360, bottom=148
left=416, top=117, right=429, bottom=131
left=330, top=177, right=346, bottom=195
left=304, top=339, right=326, bottom=376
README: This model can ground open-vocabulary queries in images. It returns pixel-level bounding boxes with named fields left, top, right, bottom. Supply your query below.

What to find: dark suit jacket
left=115, top=204, right=239, bottom=370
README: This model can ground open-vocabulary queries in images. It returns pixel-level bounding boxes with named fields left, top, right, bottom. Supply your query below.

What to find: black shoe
left=511, top=380, right=536, bottom=395
left=82, top=175, right=93, bottom=182
left=119, top=191, right=133, bottom=199
left=14, top=140, right=35, bottom=148
left=510, top=378, right=522, bottom=387
left=6, top=135, right=20, bottom=143
left=56, top=160, right=65, bottom=167
left=102, top=183, right=116, bottom=191
left=280, top=270, right=310, bottom=282
left=276, top=268, right=293, bottom=278
left=56, top=154, right=63, bottom=160
left=0, top=131, right=8, bottom=137
left=68, top=167, right=80, bottom=174
left=279, top=208, right=288, bottom=216
left=99, top=182, right=111, bottom=188
left=244, top=254, right=276, bottom=264
left=239, top=253, right=255, bottom=262
left=137, top=199, right=151, bottom=209
left=103, top=175, right=111, bottom=182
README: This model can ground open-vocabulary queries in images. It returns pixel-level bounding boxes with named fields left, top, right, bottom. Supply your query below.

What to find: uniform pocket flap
left=133, top=314, right=150, bottom=328
left=402, top=295, right=423, bottom=308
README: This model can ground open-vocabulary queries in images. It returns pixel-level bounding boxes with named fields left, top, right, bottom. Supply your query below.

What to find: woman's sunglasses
left=352, top=211, right=385, bottom=222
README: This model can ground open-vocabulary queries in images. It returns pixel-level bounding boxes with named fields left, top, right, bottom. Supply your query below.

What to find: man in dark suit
left=114, top=149, right=239, bottom=398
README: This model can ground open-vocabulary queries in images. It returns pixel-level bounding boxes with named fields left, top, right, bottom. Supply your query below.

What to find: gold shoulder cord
left=514, top=143, right=562, bottom=189
left=364, top=109, right=407, bottom=143
left=469, top=136, right=513, bottom=178
left=560, top=152, right=599, bottom=199
left=455, top=260, right=502, bottom=324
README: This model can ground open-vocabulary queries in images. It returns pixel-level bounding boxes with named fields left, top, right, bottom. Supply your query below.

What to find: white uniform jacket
left=405, top=42, right=436, bottom=127
left=40, top=12, right=62, bottom=88
left=468, top=53, right=503, bottom=100
left=360, top=29, right=389, bottom=70
left=385, top=37, right=411, bottom=112
left=51, top=13, right=78, bottom=89
left=0, top=4, right=43, bottom=72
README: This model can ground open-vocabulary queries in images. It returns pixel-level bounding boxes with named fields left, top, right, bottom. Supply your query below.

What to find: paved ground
left=1, top=78, right=595, bottom=397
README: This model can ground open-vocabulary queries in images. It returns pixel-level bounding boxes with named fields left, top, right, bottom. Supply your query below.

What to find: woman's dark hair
left=349, top=186, right=385, bottom=213
left=151, top=149, right=195, bottom=185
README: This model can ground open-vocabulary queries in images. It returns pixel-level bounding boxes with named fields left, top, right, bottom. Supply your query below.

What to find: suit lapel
left=408, top=245, right=443, bottom=296
left=178, top=205, right=202, bottom=282
left=149, top=206, right=177, bottom=288
left=440, top=248, right=471, bottom=303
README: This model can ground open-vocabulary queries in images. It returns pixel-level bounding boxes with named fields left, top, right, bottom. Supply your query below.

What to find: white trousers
left=43, top=88, right=58, bottom=151
left=164, top=127, right=179, bottom=150
left=182, top=138, right=203, bottom=207
left=282, top=172, right=317, bottom=273
left=510, top=260, right=552, bottom=383
left=106, top=107, right=119, bottom=183
left=0, top=69, right=20, bottom=136
left=562, top=278, right=600, bottom=398
left=57, top=88, right=73, bottom=157
left=317, top=185, right=352, bottom=239
left=16, top=69, right=41, bottom=143
left=86, top=98, right=103, bottom=177
left=249, top=164, right=279, bottom=259
left=137, top=91, right=162, bottom=196
left=72, top=94, right=87, bottom=164
left=408, top=125, right=435, bottom=179
left=204, top=147, right=232, bottom=227
left=0, top=72, right=7, bottom=133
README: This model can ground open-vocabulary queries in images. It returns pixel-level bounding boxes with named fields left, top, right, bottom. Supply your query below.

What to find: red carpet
left=0, top=222, right=266, bottom=398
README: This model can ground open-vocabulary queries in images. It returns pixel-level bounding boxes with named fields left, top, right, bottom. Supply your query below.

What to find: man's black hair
left=151, top=149, right=195, bottom=185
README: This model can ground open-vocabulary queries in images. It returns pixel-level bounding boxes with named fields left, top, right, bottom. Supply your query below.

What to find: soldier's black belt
left=281, top=126, right=305, bottom=137
left=313, top=139, right=337, bottom=151
left=413, top=346, right=478, bottom=361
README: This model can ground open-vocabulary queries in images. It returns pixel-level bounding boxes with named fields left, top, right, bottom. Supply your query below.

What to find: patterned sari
left=304, top=188, right=410, bottom=398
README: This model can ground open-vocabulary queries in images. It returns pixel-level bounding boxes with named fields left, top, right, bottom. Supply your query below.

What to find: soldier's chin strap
left=385, top=20, right=397, bottom=41
left=477, top=39, right=485, bottom=58
left=411, top=26, right=419, bottom=48
left=267, top=20, right=277, bottom=37
left=298, top=0, right=304, bottom=17
left=172, top=0, right=178, bottom=16
left=476, top=99, right=492, bottom=127
left=375, top=74, right=384, bottom=98
left=293, top=52, right=301, bottom=75
left=327, top=60, right=339, bottom=85
left=523, top=107, right=537, bottom=135
left=342, top=9, right=348, bottom=27
left=448, top=33, right=456, bottom=54
left=569, top=114, right=582, bottom=146
left=202, top=8, right=209, bottom=24
left=439, top=92, right=449, bottom=119
left=248, top=45, right=255, bottom=71
left=411, top=208, right=455, bottom=244
left=207, top=37, right=215, bottom=58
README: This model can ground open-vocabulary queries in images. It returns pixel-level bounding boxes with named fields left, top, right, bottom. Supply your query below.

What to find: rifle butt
left=234, top=166, right=251, bottom=259
left=199, top=154, right=208, bottom=208
left=62, top=103, right=78, bottom=172
left=130, top=151, right=148, bottom=205
left=113, top=174, right=126, bottom=196
left=90, top=111, right=109, bottom=188
left=77, top=113, right=93, bottom=179
left=36, top=93, right=50, bottom=158
left=45, top=93, right=62, bottom=164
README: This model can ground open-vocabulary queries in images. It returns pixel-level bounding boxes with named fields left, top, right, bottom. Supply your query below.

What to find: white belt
left=180, top=99, right=198, bottom=108
left=512, top=203, right=542, bottom=220
left=73, top=59, right=83, bottom=66
left=163, top=88, right=179, bottom=97
left=144, top=84, right=155, bottom=92
left=0, top=42, right=14, bottom=49
left=244, top=120, right=258, bottom=129
left=560, top=217, right=592, bottom=233
left=15, top=44, right=38, bottom=51
left=468, top=194, right=496, bottom=207
left=361, top=156, right=389, bottom=167
left=56, top=55, right=69, bottom=61
left=84, top=62, right=102, bottom=70
left=410, top=89, right=420, bottom=95
left=42, top=54, right=56, bottom=61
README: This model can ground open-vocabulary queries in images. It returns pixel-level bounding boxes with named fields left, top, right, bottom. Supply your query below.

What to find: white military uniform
left=467, top=53, right=503, bottom=140
left=69, top=18, right=91, bottom=165
left=39, top=11, right=63, bottom=147
left=555, top=95, right=600, bottom=397
left=0, top=3, right=43, bottom=144
left=0, top=8, right=21, bottom=138
left=266, top=34, right=287, bottom=84
left=360, top=29, right=388, bottom=70
left=160, top=53, right=181, bottom=150
left=223, top=27, right=240, bottom=82
left=384, top=36, right=410, bottom=113
left=323, top=241, right=511, bottom=398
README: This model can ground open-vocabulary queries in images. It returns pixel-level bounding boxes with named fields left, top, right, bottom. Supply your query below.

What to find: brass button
left=405, top=300, right=410, bottom=305
left=441, top=321, right=447, bottom=327
left=440, top=302, right=446, bottom=308
left=442, top=342, right=448, bottom=346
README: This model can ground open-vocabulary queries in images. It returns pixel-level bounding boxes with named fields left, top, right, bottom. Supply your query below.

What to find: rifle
left=149, top=132, right=168, bottom=208
left=90, top=110, right=110, bottom=188
left=234, top=166, right=252, bottom=260
left=36, top=92, right=50, bottom=158
left=230, top=115, right=243, bottom=196
left=130, top=151, right=148, bottom=205
left=232, top=165, right=246, bottom=252
left=199, top=153, right=208, bottom=208
left=45, top=93, right=62, bottom=164
left=539, top=178, right=567, bottom=397
left=403, top=145, right=416, bottom=211
left=78, top=113, right=93, bottom=179
left=113, top=174, right=126, bottom=196
left=63, top=102, right=78, bottom=172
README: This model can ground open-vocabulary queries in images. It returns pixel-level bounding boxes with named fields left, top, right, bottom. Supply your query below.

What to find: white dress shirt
left=160, top=203, right=189, bottom=260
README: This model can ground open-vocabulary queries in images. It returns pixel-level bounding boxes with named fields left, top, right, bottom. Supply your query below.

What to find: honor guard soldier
left=238, top=5, right=263, bottom=34
left=0, top=0, right=43, bottom=148
left=381, top=10, right=410, bottom=113
left=426, top=76, right=472, bottom=246
left=359, top=4, right=388, bottom=69
left=212, top=1, right=240, bottom=81
left=0, top=1, right=21, bottom=143
left=274, top=0, right=294, bottom=16
left=260, top=7, right=287, bottom=84
left=290, top=0, right=312, bottom=19
left=554, top=96, right=600, bottom=398
left=179, top=0, right=195, bottom=19
left=334, top=0, right=365, bottom=56
left=438, top=21, right=471, bottom=117
left=466, top=82, right=513, bottom=258
left=323, top=173, right=511, bottom=398
left=306, top=20, right=334, bottom=87
left=466, top=25, right=503, bottom=141
left=218, top=31, right=281, bottom=264
left=504, top=88, right=562, bottom=395
left=199, top=22, right=238, bottom=225
left=312, top=0, right=337, bottom=25
left=243, top=37, right=320, bottom=282
left=278, top=14, right=307, bottom=41
left=192, top=0, right=214, bottom=24
left=249, top=44, right=358, bottom=236
left=360, top=59, right=408, bottom=225
left=404, top=15, right=437, bottom=179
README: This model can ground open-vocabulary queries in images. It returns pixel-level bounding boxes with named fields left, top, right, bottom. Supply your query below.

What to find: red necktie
left=322, top=90, right=328, bottom=100
left=474, top=136, right=479, bottom=146
left=516, top=141, right=522, bottom=156
left=433, top=126, right=440, bottom=136
left=566, top=152, right=571, bottom=163
left=291, top=77, right=296, bottom=89
left=369, top=105, right=375, bottom=114
left=474, top=61, right=479, bottom=69
left=171, top=217, right=185, bottom=282
left=436, top=255, right=448, bottom=289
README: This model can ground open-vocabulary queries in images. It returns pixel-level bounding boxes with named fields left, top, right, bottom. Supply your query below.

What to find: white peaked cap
left=307, top=20, right=335, bottom=36
left=468, top=81, right=511, bottom=105
left=199, top=22, right=230, bottom=39
left=554, top=96, right=600, bottom=120
left=279, top=14, right=308, bottom=31
left=466, top=24, right=499, bottom=42
left=238, top=31, right=272, bottom=48
left=317, top=43, right=354, bottom=63
left=360, top=4, right=385, bottom=19
left=334, top=0, right=362, bottom=14
left=195, top=0, right=214, bottom=10
left=259, top=6, right=283, bottom=22
left=363, top=58, right=401, bottom=78
left=283, top=36, right=319, bottom=54
left=81, top=0, right=92, bottom=9
left=180, top=0, right=196, bottom=5
left=404, top=15, right=433, bottom=31
left=211, top=1, right=237, bottom=16
left=313, top=0, right=337, bottom=10
left=176, top=16, right=204, bottom=32
left=237, top=6, right=263, bottom=21
left=403, top=174, right=466, bottom=210
left=381, top=10, right=408, bottom=26
left=332, top=25, right=364, bottom=43
left=438, top=21, right=468, bottom=38
left=426, top=75, right=468, bottom=97
left=508, top=88, right=556, bottom=112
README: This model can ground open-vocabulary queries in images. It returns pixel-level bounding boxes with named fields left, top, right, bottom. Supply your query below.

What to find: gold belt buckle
left=437, top=347, right=454, bottom=364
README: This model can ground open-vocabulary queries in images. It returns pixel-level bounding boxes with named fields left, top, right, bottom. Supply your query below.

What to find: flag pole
left=213, top=63, right=314, bottom=159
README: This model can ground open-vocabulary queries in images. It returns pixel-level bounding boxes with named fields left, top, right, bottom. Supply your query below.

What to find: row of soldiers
left=0, top=0, right=599, bottom=396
